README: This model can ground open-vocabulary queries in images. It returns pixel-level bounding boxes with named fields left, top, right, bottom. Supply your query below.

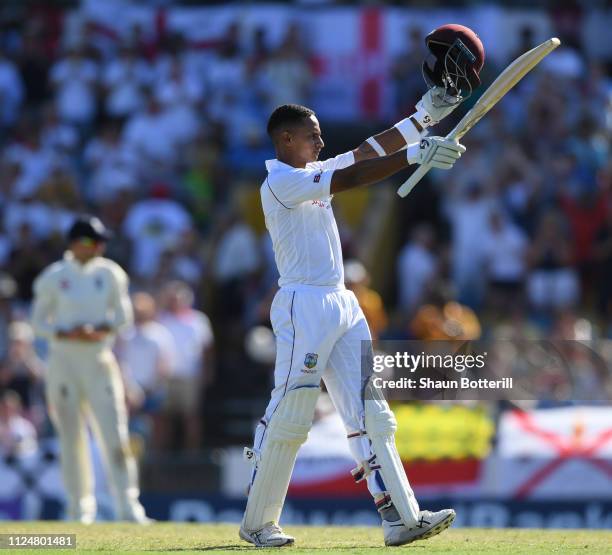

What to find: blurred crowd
left=0, top=4, right=610, bottom=458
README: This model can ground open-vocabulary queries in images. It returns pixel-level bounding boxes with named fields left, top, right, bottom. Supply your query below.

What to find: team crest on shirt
left=313, top=173, right=321, bottom=183
left=304, top=353, right=318, bottom=369
left=94, top=276, right=104, bottom=290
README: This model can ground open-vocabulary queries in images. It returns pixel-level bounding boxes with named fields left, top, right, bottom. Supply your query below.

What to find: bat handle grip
left=396, top=163, right=431, bottom=197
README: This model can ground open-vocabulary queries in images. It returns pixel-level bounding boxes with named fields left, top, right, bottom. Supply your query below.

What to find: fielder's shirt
left=261, top=152, right=354, bottom=288
left=31, top=252, right=133, bottom=349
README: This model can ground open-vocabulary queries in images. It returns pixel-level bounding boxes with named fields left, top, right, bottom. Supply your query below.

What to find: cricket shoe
left=121, top=514, right=155, bottom=525
left=117, top=503, right=154, bottom=525
left=383, top=508, right=456, bottom=546
left=239, top=522, right=295, bottom=547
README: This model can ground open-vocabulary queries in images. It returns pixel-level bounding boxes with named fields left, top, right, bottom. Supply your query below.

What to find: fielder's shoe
left=121, top=514, right=155, bottom=525
left=239, top=522, right=295, bottom=547
left=383, top=509, right=456, bottom=546
left=117, top=502, right=154, bottom=524
left=68, top=496, right=96, bottom=524
left=76, top=514, right=95, bottom=525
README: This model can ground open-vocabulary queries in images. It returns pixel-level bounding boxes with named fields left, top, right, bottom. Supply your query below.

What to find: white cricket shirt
left=261, top=152, right=354, bottom=288
left=31, top=252, right=133, bottom=350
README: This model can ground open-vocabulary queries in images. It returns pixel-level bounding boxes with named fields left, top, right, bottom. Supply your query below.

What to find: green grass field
left=0, top=522, right=610, bottom=554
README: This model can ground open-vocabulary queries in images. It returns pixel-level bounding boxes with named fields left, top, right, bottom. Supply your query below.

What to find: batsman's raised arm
left=263, top=104, right=465, bottom=199
left=332, top=137, right=465, bottom=194
left=352, top=85, right=464, bottom=163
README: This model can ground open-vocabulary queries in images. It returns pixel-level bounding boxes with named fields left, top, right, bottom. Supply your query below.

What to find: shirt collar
left=63, top=250, right=98, bottom=269
left=265, top=158, right=295, bottom=172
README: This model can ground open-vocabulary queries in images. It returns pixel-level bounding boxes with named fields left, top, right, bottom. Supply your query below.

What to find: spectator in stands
left=117, top=292, right=175, bottom=449
left=495, top=144, right=538, bottom=230
left=50, top=46, right=98, bottom=128
left=526, top=81, right=568, bottom=159
left=97, top=189, right=134, bottom=270
left=181, top=134, right=226, bottom=229
left=39, top=104, right=79, bottom=157
left=593, top=204, right=612, bottom=319
left=0, top=321, right=43, bottom=418
left=16, top=30, right=49, bottom=111
left=103, top=44, right=152, bottom=119
left=153, top=33, right=202, bottom=86
left=6, top=224, right=52, bottom=302
left=391, top=26, right=426, bottom=119
left=559, top=186, right=608, bottom=292
left=397, top=224, right=438, bottom=313
left=0, top=49, right=24, bottom=131
left=410, top=282, right=481, bottom=341
left=84, top=120, right=138, bottom=203
left=0, top=274, right=17, bottom=360
left=154, top=52, right=204, bottom=146
left=482, top=210, right=528, bottom=312
left=256, top=23, right=312, bottom=113
left=246, top=27, right=270, bottom=78
left=0, top=390, right=37, bottom=458
left=526, top=211, right=580, bottom=311
left=446, top=181, right=495, bottom=309
left=511, top=26, right=535, bottom=61
left=122, top=183, right=193, bottom=281
left=211, top=210, right=260, bottom=323
left=37, top=164, right=83, bottom=217
left=345, top=259, right=388, bottom=340
left=126, top=22, right=158, bottom=62
left=152, top=229, right=205, bottom=289
left=0, top=216, right=9, bottom=263
left=4, top=120, right=62, bottom=201
left=122, top=91, right=178, bottom=177
left=158, top=281, right=214, bottom=451
left=206, top=22, right=246, bottom=126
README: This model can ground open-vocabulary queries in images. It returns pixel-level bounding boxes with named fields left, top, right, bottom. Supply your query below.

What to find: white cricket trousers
left=45, top=342, right=143, bottom=521
left=253, top=284, right=385, bottom=497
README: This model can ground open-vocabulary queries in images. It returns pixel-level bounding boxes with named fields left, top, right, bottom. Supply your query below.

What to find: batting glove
left=413, top=86, right=462, bottom=128
left=406, top=137, right=466, bottom=170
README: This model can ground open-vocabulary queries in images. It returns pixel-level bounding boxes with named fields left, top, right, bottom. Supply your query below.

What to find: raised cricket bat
left=397, top=37, right=560, bottom=197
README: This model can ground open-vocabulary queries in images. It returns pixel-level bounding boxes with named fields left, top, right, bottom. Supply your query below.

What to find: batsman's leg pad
left=242, top=386, right=319, bottom=531
left=364, top=379, right=419, bottom=528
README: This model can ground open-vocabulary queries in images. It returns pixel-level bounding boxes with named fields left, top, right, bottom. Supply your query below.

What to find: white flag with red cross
left=493, top=407, right=612, bottom=499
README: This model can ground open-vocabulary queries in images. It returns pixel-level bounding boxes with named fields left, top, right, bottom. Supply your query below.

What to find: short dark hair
left=266, top=104, right=314, bottom=138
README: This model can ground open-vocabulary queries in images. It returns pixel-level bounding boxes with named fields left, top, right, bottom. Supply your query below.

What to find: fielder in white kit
left=31, top=216, right=149, bottom=524
left=240, top=24, right=485, bottom=548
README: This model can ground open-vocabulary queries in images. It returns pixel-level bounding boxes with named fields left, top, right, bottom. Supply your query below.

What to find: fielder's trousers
left=45, top=342, right=143, bottom=521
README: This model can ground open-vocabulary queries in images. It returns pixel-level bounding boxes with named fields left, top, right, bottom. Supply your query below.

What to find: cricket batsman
left=240, top=24, right=484, bottom=547
left=31, top=215, right=150, bottom=524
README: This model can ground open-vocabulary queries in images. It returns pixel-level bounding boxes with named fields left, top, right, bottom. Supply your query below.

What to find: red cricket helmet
left=422, top=23, right=485, bottom=99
